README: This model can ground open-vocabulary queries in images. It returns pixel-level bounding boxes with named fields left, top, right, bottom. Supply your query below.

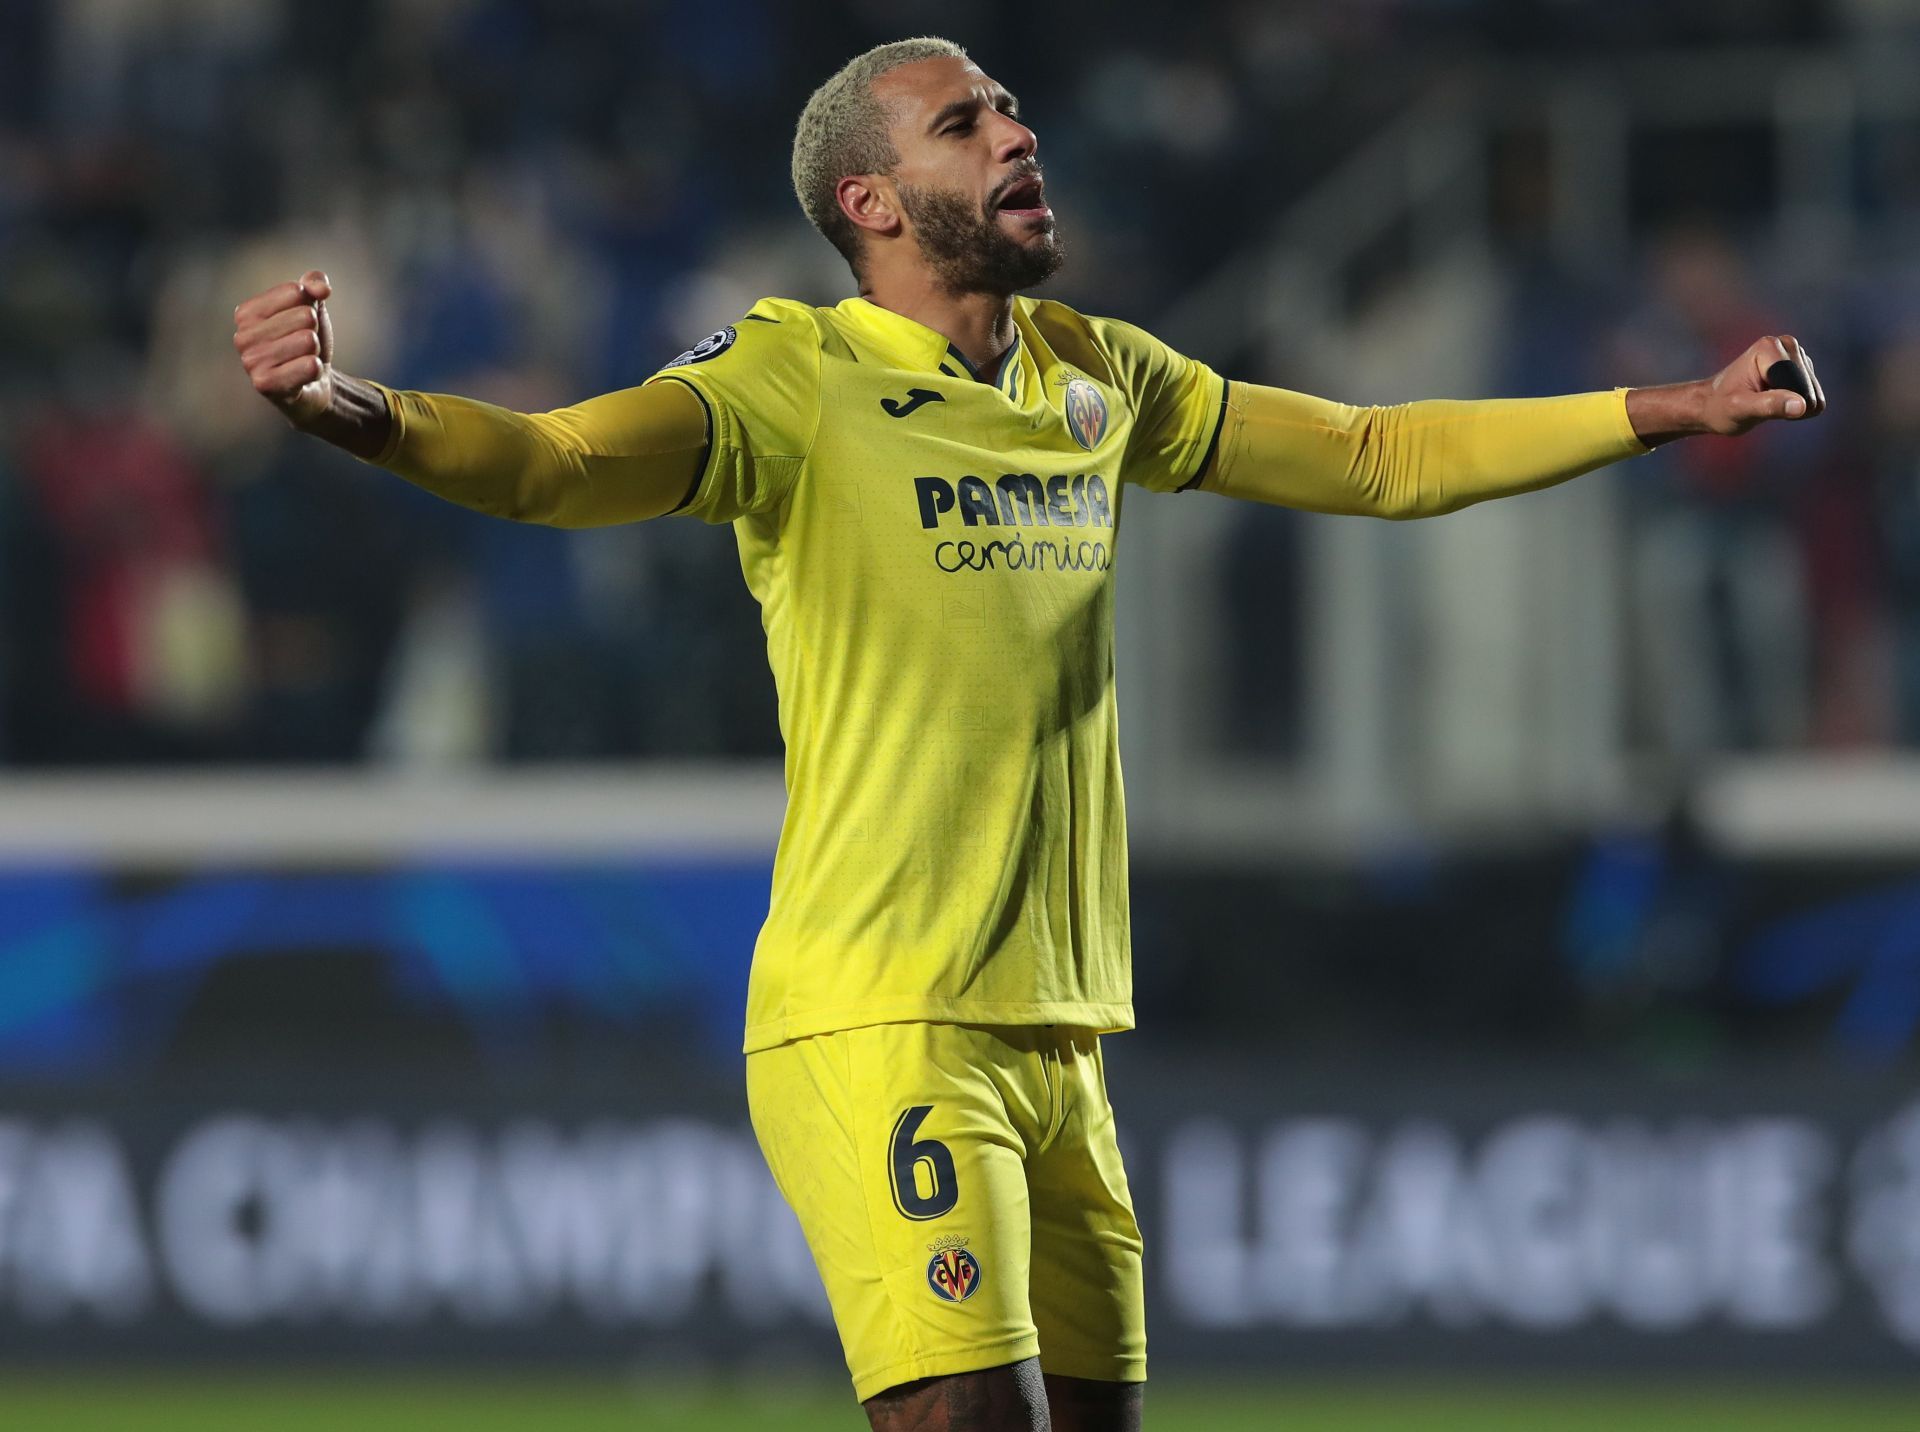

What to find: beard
left=896, top=180, right=1065, bottom=296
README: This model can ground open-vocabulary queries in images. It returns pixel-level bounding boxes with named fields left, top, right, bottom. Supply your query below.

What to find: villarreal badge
left=1064, top=378, right=1109, bottom=451
left=926, top=1234, right=982, bottom=1303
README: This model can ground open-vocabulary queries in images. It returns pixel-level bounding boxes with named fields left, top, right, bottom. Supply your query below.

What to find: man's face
left=868, top=56, right=1062, bottom=295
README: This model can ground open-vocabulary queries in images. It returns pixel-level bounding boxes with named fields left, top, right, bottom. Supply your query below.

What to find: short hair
left=792, top=37, right=969, bottom=277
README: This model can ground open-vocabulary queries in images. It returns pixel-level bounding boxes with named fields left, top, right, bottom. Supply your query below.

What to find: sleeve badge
left=662, top=326, right=738, bottom=369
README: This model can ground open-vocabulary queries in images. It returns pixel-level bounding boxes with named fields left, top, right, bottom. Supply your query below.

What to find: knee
left=864, top=1356, right=1048, bottom=1431
left=1044, top=1372, right=1143, bottom=1432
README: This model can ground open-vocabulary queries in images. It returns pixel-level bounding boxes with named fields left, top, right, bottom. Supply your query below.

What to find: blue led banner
left=0, top=861, right=772, bottom=1073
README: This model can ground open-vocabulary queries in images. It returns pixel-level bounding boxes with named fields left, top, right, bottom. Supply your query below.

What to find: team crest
left=662, top=326, right=737, bottom=368
left=926, top=1236, right=982, bottom=1303
left=1064, top=378, right=1109, bottom=451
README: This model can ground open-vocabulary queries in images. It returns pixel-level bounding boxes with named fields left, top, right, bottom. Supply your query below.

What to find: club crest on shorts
left=663, top=326, right=737, bottom=368
left=1064, top=378, right=1109, bottom=451
left=926, top=1235, right=982, bottom=1303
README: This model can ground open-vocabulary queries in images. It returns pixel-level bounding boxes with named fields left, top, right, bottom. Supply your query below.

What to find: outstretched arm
left=233, top=270, right=709, bottom=527
left=1195, top=335, right=1826, bottom=518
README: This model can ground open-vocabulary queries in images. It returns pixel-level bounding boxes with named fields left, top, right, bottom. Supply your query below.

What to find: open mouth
left=994, top=174, right=1049, bottom=219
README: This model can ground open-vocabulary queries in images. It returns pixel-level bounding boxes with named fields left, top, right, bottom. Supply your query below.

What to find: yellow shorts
left=746, top=1021, right=1146, bottom=1402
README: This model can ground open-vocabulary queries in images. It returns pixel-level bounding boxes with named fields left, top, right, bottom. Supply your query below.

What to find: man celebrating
left=232, top=36, right=1824, bottom=1432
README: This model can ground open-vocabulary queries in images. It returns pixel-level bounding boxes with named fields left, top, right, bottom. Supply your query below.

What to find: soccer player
left=231, top=36, right=1825, bottom=1432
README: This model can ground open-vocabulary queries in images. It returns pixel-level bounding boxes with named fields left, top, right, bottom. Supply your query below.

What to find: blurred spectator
left=1612, top=224, right=1812, bottom=762
left=1874, top=332, right=1920, bottom=741
left=11, top=348, right=245, bottom=760
left=228, top=438, right=418, bottom=762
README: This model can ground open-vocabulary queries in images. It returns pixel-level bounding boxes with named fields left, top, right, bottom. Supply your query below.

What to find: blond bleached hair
left=792, top=36, right=969, bottom=277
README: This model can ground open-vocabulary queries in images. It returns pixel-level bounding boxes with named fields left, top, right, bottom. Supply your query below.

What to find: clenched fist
left=231, top=270, right=390, bottom=458
left=1701, top=334, right=1828, bottom=435
left=232, top=270, right=336, bottom=426
left=1624, top=333, right=1829, bottom=447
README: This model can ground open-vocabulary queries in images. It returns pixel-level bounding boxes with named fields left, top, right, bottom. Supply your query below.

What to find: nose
left=993, top=113, right=1037, bottom=166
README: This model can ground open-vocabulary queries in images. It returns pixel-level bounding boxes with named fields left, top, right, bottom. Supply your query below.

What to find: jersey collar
left=938, top=332, right=1025, bottom=400
left=837, top=296, right=1027, bottom=399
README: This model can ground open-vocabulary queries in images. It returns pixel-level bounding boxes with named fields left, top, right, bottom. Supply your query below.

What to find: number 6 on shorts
left=889, top=1104, right=958, bottom=1219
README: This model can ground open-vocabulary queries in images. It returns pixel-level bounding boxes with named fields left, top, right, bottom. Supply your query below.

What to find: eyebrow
left=926, top=89, right=1020, bottom=133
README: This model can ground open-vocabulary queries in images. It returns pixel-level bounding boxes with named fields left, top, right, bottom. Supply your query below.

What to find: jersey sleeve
left=1082, top=315, right=1229, bottom=493
left=642, top=298, right=823, bottom=524
left=368, top=379, right=709, bottom=528
left=1201, top=382, right=1648, bottom=518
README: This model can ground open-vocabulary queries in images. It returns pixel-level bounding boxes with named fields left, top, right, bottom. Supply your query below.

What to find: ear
left=836, top=174, right=901, bottom=240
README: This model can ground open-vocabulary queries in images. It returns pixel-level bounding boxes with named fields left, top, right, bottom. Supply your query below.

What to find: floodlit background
left=2, top=0, right=1920, bottom=1427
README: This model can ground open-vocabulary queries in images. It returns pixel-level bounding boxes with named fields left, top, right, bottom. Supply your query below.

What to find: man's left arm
left=1195, top=335, right=1827, bottom=516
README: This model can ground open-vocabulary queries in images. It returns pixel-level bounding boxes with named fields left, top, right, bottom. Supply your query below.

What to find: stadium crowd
left=2, top=0, right=1917, bottom=768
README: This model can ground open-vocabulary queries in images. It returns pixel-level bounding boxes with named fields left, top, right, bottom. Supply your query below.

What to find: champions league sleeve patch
left=662, top=326, right=738, bottom=369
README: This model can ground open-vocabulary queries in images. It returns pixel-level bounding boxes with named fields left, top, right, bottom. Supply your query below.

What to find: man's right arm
left=233, top=270, right=709, bottom=527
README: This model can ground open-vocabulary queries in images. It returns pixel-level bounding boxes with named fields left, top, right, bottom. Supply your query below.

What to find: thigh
left=1027, top=1030, right=1147, bottom=1388
left=747, top=1022, right=1044, bottom=1404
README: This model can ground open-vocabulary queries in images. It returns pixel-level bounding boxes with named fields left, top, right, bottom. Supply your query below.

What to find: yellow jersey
left=648, top=295, right=1225, bottom=1052
left=370, top=294, right=1646, bottom=1055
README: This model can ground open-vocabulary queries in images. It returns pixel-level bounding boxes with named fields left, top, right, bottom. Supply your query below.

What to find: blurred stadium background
left=4, top=0, right=1920, bottom=1426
